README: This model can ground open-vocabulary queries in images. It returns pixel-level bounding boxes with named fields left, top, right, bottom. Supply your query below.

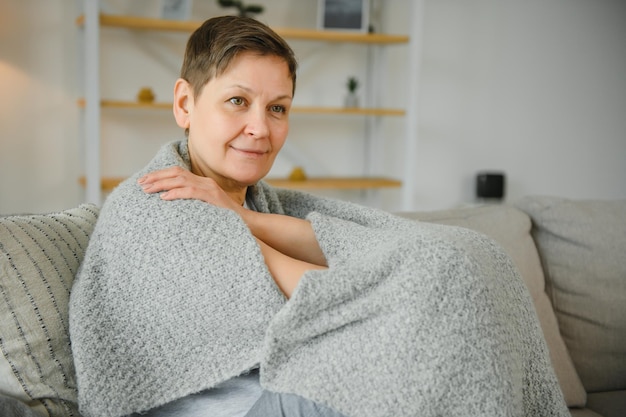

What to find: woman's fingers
left=139, top=167, right=195, bottom=193
left=138, top=166, right=185, bottom=184
left=138, top=167, right=227, bottom=205
left=137, top=167, right=240, bottom=211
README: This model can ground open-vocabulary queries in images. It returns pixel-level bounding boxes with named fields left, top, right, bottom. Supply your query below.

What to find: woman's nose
left=244, top=106, right=270, bottom=138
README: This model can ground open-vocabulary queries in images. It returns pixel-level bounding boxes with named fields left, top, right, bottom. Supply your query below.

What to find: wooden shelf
left=77, top=99, right=405, bottom=116
left=79, top=176, right=125, bottom=192
left=76, top=14, right=409, bottom=44
left=77, top=8, right=413, bottom=204
left=79, top=176, right=401, bottom=192
left=292, top=106, right=405, bottom=117
left=266, top=177, right=401, bottom=190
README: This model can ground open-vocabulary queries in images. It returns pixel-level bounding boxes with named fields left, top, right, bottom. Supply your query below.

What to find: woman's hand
left=138, top=166, right=242, bottom=213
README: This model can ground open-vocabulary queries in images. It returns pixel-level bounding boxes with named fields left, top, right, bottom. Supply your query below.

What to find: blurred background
left=1, top=0, right=625, bottom=214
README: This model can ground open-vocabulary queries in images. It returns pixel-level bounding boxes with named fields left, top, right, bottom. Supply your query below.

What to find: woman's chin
left=234, top=173, right=266, bottom=186
left=225, top=165, right=270, bottom=186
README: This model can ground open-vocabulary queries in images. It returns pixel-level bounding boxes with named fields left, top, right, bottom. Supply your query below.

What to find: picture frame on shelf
left=317, top=0, right=370, bottom=32
left=160, top=0, right=192, bottom=20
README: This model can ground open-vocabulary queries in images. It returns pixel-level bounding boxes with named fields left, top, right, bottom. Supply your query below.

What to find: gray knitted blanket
left=69, top=140, right=568, bottom=417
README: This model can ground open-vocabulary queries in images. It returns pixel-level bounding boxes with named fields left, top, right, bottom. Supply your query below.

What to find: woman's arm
left=240, top=210, right=327, bottom=267
left=255, top=238, right=326, bottom=298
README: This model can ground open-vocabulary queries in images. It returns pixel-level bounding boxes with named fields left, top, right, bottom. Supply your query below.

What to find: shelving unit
left=77, top=98, right=405, bottom=116
left=77, top=14, right=409, bottom=44
left=79, top=176, right=401, bottom=192
left=78, top=5, right=422, bottom=209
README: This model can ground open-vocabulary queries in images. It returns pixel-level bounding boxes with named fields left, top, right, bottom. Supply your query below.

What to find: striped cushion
left=0, top=204, right=99, bottom=417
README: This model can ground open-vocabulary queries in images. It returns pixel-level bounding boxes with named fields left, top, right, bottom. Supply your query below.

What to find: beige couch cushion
left=515, top=196, right=626, bottom=393
left=398, top=204, right=586, bottom=407
left=0, top=204, right=99, bottom=417
left=586, top=390, right=626, bottom=417
left=569, top=408, right=604, bottom=417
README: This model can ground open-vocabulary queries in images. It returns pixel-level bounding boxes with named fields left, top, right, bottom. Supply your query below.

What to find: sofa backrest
left=4, top=198, right=621, bottom=414
left=397, top=203, right=587, bottom=407
left=515, top=196, right=626, bottom=394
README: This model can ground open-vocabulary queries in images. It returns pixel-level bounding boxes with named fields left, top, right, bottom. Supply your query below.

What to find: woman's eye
left=229, top=97, right=244, bottom=106
left=270, top=105, right=286, bottom=113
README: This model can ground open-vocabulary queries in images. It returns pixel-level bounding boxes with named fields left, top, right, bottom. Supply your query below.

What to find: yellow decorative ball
left=289, top=166, right=307, bottom=181
left=137, top=87, right=155, bottom=103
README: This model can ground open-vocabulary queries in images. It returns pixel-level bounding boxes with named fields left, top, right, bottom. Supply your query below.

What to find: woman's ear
left=173, top=78, right=192, bottom=129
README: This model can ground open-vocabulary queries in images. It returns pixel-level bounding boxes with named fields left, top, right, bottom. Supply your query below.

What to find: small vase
left=344, top=92, right=359, bottom=108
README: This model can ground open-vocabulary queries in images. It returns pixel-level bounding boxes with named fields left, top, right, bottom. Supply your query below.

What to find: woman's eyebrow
left=228, top=84, right=292, bottom=101
left=274, top=94, right=293, bottom=101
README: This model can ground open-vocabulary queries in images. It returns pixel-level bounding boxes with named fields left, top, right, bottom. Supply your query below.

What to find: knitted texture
left=0, top=204, right=98, bottom=417
left=69, top=140, right=568, bottom=417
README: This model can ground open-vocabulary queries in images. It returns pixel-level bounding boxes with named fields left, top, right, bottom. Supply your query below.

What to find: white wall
left=1, top=0, right=81, bottom=214
left=407, top=0, right=626, bottom=210
left=1, top=0, right=625, bottom=214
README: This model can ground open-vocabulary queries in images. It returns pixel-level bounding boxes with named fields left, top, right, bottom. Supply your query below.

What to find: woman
left=138, top=14, right=327, bottom=299
left=133, top=14, right=338, bottom=416
left=70, top=15, right=568, bottom=417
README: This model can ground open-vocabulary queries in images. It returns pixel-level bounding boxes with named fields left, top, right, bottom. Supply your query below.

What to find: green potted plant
left=217, top=0, right=264, bottom=18
left=345, top=76, right=360, bottom=108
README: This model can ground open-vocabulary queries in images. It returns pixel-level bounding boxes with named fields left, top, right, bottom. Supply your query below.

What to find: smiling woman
left=136, top=16, right=329, bottom=293
left=68, top=13, right=568, bottom=417
left=175, top=53, right=293, bottom=193
left=71, top=15, right=343, bottom=417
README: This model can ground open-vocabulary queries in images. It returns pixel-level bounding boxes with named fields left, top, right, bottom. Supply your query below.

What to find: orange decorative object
left=137, top=87, right=155, bottom=103
left=288, top=166, right=307, bottom=181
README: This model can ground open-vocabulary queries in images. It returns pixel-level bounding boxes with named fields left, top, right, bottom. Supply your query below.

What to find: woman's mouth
left=231, top=146, right=268, bottom=158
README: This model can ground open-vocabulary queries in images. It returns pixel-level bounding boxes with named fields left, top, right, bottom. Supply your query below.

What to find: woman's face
left=176, top=52, right=293, bottom=190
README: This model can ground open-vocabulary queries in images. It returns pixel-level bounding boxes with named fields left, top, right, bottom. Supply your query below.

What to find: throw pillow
left=515, top=196, right=626, bottom=393
left=0, top=204, right=99, bottom=417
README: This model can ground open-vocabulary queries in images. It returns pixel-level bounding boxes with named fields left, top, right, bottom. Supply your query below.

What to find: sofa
left=0, top=195, right=624, bottom=417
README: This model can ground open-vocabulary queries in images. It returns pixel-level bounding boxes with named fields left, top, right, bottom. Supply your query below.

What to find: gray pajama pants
left=244, top=390, right=348, bottom=417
